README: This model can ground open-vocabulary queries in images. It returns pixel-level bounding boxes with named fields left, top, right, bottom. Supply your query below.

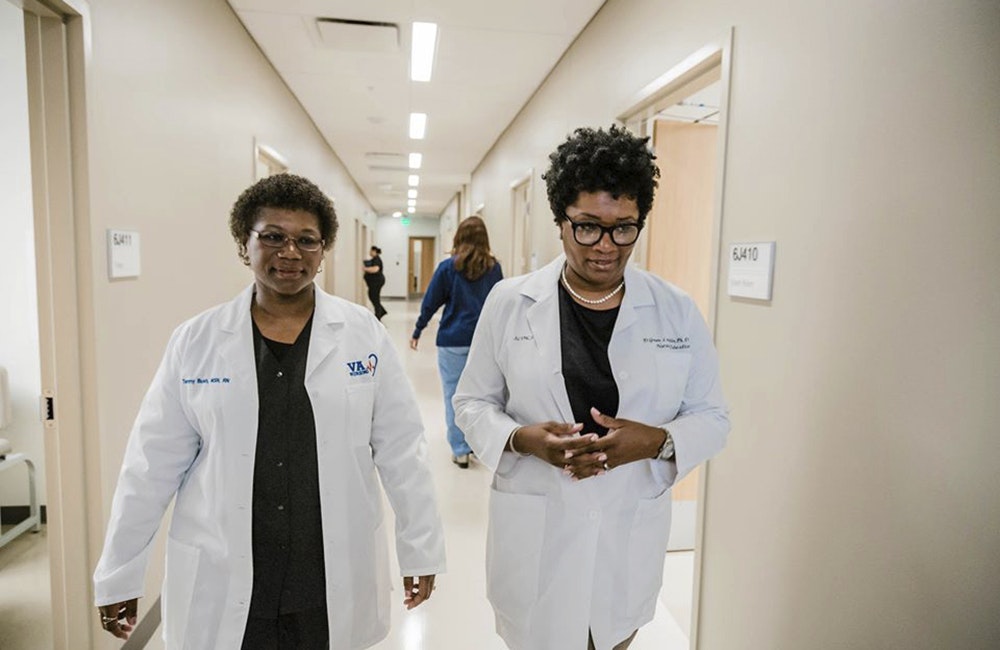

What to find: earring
left=317, top=262, right=324, bottom=274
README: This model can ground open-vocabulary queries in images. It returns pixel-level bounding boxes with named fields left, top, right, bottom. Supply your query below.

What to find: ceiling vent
left=316, top=18, right=399, bottom=53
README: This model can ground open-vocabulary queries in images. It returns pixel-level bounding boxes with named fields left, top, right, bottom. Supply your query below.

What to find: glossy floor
left=0, top=299, right=695, bottom=650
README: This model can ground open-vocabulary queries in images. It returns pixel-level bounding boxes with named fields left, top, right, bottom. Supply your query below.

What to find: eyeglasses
left=565, top=218, right=643, bottom=246
left=250, top=229, right=324, bottom=252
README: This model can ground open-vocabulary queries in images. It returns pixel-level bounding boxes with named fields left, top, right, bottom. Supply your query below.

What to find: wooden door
left=649, top=118, right=718, bottom=549
left=407, top=236, right=436, bottom=297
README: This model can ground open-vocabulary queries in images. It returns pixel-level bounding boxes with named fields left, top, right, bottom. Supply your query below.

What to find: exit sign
left=400, top=218, right=411, bottom=226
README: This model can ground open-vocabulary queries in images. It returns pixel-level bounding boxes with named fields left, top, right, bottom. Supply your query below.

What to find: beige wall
left=76, top=0, right=373, bottom=642
left=470, top=0, right=1000, bottom=647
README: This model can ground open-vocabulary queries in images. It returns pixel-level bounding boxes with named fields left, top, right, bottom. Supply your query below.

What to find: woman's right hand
left=97, top=598, right=138, bottom=639
left=511, top=422, right=599, bottom=471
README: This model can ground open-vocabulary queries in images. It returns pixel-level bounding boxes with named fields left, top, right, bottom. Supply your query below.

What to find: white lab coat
left=94, top=284, right=446, bottom=650
left=454, top=255, right=729, bottom=650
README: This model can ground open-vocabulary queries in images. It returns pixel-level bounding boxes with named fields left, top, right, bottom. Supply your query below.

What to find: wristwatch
left=656, top=428, right=675, bottom=461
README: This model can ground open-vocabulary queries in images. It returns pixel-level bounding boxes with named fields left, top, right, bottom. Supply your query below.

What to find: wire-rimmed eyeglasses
left=250, top=229, right=324, bottom=252
left=565, top=218, right=643, bottom=246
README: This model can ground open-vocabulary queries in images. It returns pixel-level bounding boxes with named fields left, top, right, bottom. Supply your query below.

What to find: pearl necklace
left=560, top=265, right=624, bottom=305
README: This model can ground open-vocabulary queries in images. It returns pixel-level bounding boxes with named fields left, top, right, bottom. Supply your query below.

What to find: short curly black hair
left=230, top=173, right=338, bottom=263
left=542, top=124, right=659, bottom=226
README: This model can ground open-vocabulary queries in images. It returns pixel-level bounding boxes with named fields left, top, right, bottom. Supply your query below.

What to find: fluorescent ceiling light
left=410, top=22, right=438, bottom=82
left=409, top=113, right=427, bottom=139
left=409, top=153, right=423, bottom=169
left=392, top=211, right=402, bottom=218
left=408, top=174, right=420, bottom=187
left=407, top=207, right=415, bottom=214
left=408, top=200, right=417, bottom=208
left=407, top=189, right=418, bottom=199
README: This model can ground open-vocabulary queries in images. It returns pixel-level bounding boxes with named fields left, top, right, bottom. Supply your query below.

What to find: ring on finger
left=603, top=462, right=610, bottom=471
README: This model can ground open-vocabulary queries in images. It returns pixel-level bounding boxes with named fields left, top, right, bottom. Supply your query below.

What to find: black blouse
left=248, top=315, right=326, bottom=618
left=558, top=282, right=621, bottom=437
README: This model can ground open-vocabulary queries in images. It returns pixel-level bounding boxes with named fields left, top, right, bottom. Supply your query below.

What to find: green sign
left=400, top=218, right=411, bottom=226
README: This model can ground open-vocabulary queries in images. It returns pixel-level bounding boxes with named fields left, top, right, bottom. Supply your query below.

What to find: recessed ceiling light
left=392, top=211, right=402, bottom=218
left=408, top=174, right=419, bottom=187
left=409, top=153, right=422, bottom=169
left=407, top=189, right=418, bottom=199
left=409, top=113, right=426, bottom=139
left=410, top=22, right=438, bottom=82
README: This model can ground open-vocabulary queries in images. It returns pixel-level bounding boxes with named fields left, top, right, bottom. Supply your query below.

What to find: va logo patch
left=347, top=353, right=378, bottom=377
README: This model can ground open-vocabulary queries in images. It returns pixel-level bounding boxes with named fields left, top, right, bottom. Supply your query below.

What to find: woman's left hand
left=403, top=574, right=436, bottom=609
left=563, top=407, right=668, bottom=480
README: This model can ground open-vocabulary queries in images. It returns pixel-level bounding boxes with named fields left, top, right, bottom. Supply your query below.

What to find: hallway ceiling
left=227, top=0, right=607, bottom=218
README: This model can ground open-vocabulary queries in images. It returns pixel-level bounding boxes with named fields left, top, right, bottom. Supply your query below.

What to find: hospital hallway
left=1, top=0, right=998, bottom=648
left=0, top=299, right=695, bottom=650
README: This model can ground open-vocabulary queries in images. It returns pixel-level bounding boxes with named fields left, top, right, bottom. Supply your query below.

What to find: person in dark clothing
left=410, top=217, right=503, bottom=468
left=363, top=245, right=388, bottom=320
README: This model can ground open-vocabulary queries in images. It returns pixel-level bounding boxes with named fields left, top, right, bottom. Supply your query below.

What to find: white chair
left=0, top=439, right=42, bottom=549
left=0, top=365, right=42, bottom=549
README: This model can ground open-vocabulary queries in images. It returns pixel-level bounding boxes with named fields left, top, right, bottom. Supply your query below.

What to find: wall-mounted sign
left=726, top=241, right=775, bottom=300
left=107, top=229, right=141, bottom=279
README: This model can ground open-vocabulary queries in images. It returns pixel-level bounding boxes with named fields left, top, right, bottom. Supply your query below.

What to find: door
left=407, top=236, right=436, bottom=297
left=21, top=3, right=105, bottom=647
left=649, top=113, right=719, bottom=552
left=511, top=175, right=532, bottom=275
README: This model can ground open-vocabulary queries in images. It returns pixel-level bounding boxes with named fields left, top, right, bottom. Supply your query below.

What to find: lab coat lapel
left=305, top=287, right=345, bottom=381
left=524, top=256, right=574, bottom=423
left=216, top=285, right=258, bottom=407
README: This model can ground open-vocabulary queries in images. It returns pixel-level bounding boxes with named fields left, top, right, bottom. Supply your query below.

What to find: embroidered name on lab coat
left=181, top=377, right=231, bottom=385
left=643, top=337, right=690, bottom=350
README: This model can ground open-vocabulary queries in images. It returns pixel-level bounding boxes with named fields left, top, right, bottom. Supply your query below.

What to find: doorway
left=619, top=30, right=734, bottom=647
left=510, top=172, right=533, bottom=275
left=407, top=236, right=436, bottom=298
left=14, top=1, right=102, bottom=648
left=356, top=220, right=369, bottom=305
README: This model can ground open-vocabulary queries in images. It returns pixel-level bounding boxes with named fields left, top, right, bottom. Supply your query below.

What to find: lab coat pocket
left=652, top=352, right=692, bottom=417
left=163, top=537, right=200, bottom=647
left=486, top=489, right=547, bottom=630
left=625, top=488, right=672, bottom=621
left=346, top=383, right=376, bottom=446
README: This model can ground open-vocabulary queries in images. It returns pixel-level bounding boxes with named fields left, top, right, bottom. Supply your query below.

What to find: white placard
left=107, top=229, right=141, bottom=279
left=727, top=241, right=775, bottom=300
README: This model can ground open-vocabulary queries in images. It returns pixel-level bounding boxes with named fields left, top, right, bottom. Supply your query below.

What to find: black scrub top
left=248, top=314, right=327, bottom=618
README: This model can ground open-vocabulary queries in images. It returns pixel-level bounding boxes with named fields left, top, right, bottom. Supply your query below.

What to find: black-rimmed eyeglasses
left=250, top=229, right=324, bottom=252
left=565, top=218, right=643, bottom=246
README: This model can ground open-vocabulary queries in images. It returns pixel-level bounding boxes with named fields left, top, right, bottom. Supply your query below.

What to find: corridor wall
left=468, top=0, right=1000, bottom=647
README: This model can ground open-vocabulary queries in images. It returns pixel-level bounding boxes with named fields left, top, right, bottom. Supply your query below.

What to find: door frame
left=509, top=169, right=533, bottom=275
left=617, top=29, right=734, bottom=649
left=21, top=0, right=102, bottom=647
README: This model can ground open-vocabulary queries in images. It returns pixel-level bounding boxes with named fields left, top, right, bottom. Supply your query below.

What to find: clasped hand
left=514, top=407, right=667, bottom=480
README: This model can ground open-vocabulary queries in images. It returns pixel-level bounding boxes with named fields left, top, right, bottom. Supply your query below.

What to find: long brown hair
left=452, top=216, right=495, bottom=281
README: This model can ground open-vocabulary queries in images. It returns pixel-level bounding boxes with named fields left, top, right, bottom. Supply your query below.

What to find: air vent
left=316, top=18, right=399, bottom=52
left=365, top=152, right=406, bottom=161
left=368, top=164, right=411, bottom=172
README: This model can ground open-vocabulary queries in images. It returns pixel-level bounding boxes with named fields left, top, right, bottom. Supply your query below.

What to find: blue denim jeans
left=437, top=346, right=471, bottom=456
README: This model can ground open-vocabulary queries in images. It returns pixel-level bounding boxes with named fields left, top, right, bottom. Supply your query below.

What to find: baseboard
left=0, top=505, right=47, bottom=525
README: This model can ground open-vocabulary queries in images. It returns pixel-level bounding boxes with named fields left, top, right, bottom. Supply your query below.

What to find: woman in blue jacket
left=410, top=216, right=503, bottom=468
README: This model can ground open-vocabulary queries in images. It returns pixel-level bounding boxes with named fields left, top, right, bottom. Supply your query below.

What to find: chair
left=0, top=365, right=42, bottom=549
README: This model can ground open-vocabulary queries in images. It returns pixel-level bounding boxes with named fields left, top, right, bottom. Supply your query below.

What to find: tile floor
left=0, top=299, right=694, bottom=649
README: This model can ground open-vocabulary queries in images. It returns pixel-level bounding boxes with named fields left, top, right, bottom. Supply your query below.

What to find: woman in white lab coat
left=454, top=126, right=729, bottom=650
left=93, top=174, right=446, bottom=649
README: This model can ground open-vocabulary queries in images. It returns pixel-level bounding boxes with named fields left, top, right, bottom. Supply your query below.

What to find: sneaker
left=452, top=453, right=470, bottom=469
